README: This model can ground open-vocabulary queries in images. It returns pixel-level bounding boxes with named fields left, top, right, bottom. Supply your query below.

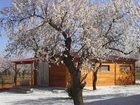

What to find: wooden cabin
left=49, top=56, right=136, bottom=87
left=10, top=56, right=136, bottom=88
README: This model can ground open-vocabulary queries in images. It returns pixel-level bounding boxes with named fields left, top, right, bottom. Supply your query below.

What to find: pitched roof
left=104, top=55, right=137, bottom=62
left=12, top=57, right=37, bottom=64
left=12, top=55, right=137, bottom=64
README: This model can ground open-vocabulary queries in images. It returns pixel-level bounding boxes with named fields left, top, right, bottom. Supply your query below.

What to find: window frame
left=120, top=64, right=131, bottom=71
left=100, top=65, right=110, bottom=72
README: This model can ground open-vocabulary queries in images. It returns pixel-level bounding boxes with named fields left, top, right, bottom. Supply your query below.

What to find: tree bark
left=63, top=56, right=84, bottom=105
left=93, top=71, right=97, bottom=90
left=93, top=62, right=101, bottom=90
left=14, top=71, right=17, bottom=86
left=61, top=29, right=84, bottom=105
left=14, top=64, right=18, bottom=86
left=72, top=87, right=83, bottom=105
left=71, top=74, right=84, bottom=105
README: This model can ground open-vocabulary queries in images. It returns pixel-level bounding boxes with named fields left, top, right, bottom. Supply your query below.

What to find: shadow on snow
left=12, top=89, right=140, bottom=105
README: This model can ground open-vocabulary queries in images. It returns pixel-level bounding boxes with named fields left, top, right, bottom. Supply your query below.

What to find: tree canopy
left=1, top=0, right=140, bottom=105
left=0, top=0, right=139, bottom=60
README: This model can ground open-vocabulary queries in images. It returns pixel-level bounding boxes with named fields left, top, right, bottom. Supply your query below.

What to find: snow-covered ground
left=0, top=82, right=140, bottom=105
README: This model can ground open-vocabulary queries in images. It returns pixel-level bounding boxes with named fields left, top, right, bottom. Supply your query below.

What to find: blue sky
left=0, top=0, right=12, bottom=56
left=0, top=0, right=105, bottom=56
left=0, top=0, right=11, bottom=8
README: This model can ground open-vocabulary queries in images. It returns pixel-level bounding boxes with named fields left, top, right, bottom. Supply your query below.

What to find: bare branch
left=108, top=47, right=133, bottom=55
left=59, top=12, right=67, bottom=28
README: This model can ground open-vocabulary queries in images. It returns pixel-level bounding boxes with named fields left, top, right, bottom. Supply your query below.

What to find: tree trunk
left=63, top=56, right=84, bottom=105
left=72, top=88, right=83, bottom=105
left=93, top=62, right=101, bottom=90
left=14, top=64, right=18, bottom=86
left=71, top=75, right=84, bottom=105
left=14, top=71, right=17, bottom=86
left=93, top=71, right=97, bottom=90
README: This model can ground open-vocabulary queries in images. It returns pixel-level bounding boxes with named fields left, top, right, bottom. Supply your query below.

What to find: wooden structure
left=11, top=56, right=136, bottom=88
left=49, top=64, right=67, bottom=87
left=12, top=58, right=49, bottom=87
left=49, top=56, right=136, bottom=87
left=0, top=58, right=36, bottom=89
left=13, top=58, right=37, bottom=86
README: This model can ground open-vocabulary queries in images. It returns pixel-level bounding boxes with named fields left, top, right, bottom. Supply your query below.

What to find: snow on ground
left=0, top=82, right=140, bottom=105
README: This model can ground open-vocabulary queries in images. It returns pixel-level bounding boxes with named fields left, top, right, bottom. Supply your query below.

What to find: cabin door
left=37, top=61, right=49, bottom=86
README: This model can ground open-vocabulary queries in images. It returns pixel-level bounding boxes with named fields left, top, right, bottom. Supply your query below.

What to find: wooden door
left=38, top=61, right=49, bottom=86
left=49, top=64, right=66, bottom=87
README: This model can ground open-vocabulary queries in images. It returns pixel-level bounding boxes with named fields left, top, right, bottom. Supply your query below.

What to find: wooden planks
left=44, top=61, right=136, bottom=88
left=49, top=64, right=67, bottom=87
left=115, top=63, right=135, bottom=85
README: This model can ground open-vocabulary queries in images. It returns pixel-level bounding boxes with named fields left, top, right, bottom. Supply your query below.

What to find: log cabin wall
left=79, top=63, right=115, bottom=87
left=49, top=61, right=136, bottom=87
left=49, top=64, right=67, bottom=87
left=65, top=63, right=116, bottom=87
left=65, top=61, right=135, bottom=87
left=81, top=65, right=93, bottom=87
left=115, top=62, right=135, bottom=85
left=65, top=65, right=94, bottom=87
left=8, top=57, right=135, bottom=89
left=96, top=63, right=115, bottom=86
left=80, top=63, right=115, bottom=86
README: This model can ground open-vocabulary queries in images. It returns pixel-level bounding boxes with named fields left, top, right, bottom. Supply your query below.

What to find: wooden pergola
left=12, top=58, right=38, bottom=86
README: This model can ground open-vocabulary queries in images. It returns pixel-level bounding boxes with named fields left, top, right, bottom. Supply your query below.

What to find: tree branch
left=108, top=47, right=133, bottom=55
left=59, top=12, right=67, bottom=28
left=103, top=18, right=115, bottom=38
left=102, top=38, right=120, bottom=48
left=48, top=19, right=68, bottom=39
left=94, top=62, right=102, bottom=73
left=73, top=44, right=86, bottom=57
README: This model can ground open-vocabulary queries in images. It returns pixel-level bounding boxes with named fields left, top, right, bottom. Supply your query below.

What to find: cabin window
left=100, top=65, right=110, bottom=71
left=120, top=65, right=131, bottom=71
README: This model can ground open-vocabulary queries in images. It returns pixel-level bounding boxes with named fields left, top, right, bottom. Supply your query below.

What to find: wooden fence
left=0, top=74, right=31, bottom=89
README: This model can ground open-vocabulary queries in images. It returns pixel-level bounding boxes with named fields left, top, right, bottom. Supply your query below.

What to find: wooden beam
left=133, top=62, right=136, bottom=84
left=114, top=63, right=117, bottom=85
left=33, top=61, right=38, bottom=86
left=31, top=63, right=34, bottom=86
left=14, top=63, right=17, bottom=86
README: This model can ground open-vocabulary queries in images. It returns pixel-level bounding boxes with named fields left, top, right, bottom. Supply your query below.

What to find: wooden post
left=31, top=63, right=33, bottom=86
left=33, top=60, right=38, bottom=86
left=114, top=63, right=117, bottom=85
left=133, top=62, right=135, bottom=84
left=14, top=63, right=17, bottom=86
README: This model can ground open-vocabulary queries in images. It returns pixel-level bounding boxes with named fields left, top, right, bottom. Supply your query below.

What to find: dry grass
left=0, top=75, right=31, bottom=89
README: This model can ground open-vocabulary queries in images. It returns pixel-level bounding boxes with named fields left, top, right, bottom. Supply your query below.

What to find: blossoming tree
left=1, top=0, right=140, bottom=105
